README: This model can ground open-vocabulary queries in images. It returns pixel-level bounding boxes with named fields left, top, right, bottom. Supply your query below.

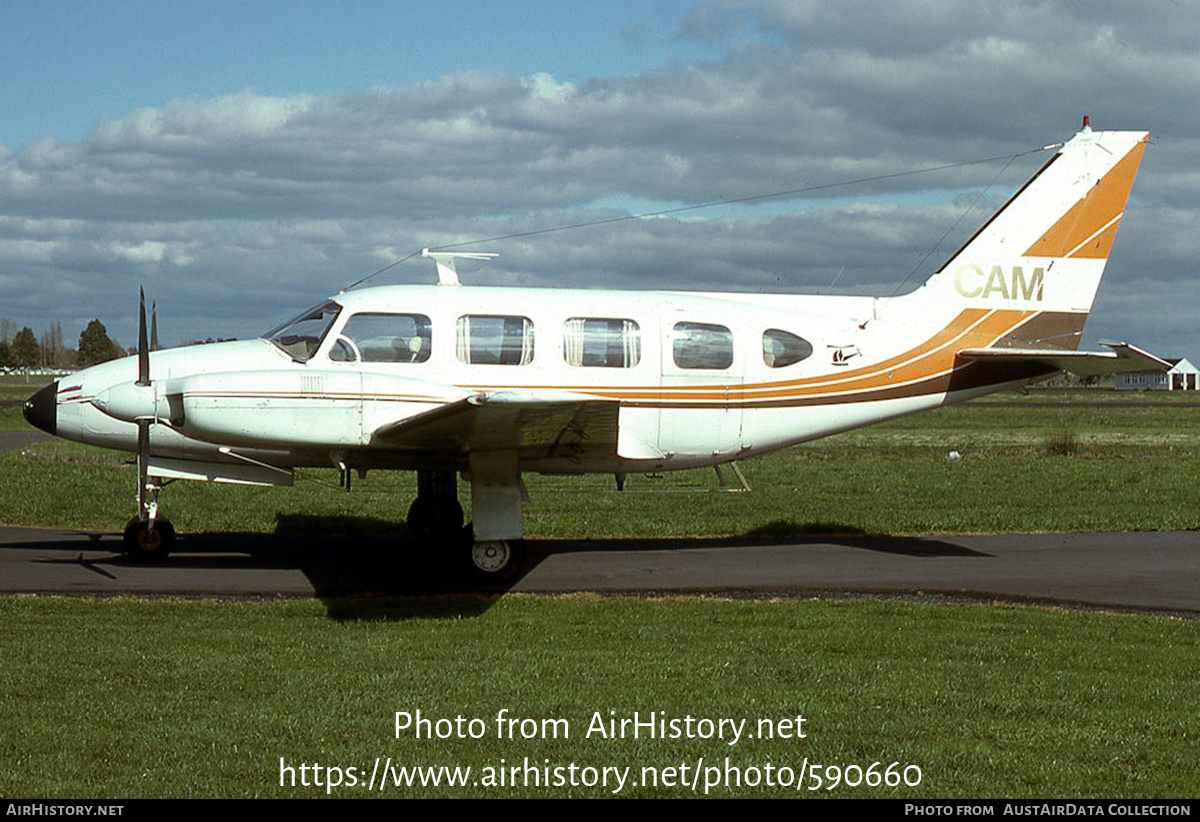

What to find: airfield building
left=1114, top=357, right=1200, bottom=391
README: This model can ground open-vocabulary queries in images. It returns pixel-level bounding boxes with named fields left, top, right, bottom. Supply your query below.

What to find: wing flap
left=371, top=390, right=623, bottom=461
left=957, top=341, right=1171, bottom=377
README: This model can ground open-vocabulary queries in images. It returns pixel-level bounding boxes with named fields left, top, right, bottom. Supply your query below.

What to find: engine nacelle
left=160, top=369, right=466, bottom=449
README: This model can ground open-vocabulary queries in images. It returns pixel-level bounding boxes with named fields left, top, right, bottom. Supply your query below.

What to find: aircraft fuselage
left=34, top=284, right=1019, bottom=479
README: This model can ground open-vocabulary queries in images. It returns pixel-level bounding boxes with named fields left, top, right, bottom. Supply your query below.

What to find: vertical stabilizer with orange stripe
left=897, top=125, right=1148, bottom=351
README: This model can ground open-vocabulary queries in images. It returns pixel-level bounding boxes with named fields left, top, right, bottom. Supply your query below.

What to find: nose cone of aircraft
left=22, top=381, right=57, bottom=435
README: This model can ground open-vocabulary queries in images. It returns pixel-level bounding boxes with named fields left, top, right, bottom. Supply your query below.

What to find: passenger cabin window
left=329, top=313, right=432, bottom=363
left=762, top=329, right=813, bottom=368
left=673, top=322, right=733, bottom=370
left=456, top=315, right=534, bottom=365
left=563, top=318, right=641, bottom=368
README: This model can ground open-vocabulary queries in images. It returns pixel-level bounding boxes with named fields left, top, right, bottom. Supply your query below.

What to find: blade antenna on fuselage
left=421, top=248, right=499, bottom=285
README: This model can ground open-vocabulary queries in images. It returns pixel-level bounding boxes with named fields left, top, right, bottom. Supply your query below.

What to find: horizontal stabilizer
left=957, top=341, right=1171, bottom=377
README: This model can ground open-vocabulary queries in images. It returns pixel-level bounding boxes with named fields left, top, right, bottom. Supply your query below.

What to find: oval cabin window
left=762, top=329, right=813, bottom=368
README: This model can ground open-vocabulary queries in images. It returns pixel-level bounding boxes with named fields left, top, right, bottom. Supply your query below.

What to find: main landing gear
left=406, top=469, right=464, bottom=541
left=469, top=539, right=522, bottom=577
left=408, top=468, right=524, bottom=580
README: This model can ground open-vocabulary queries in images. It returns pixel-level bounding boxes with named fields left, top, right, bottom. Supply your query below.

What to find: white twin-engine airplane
left=23, top=123, right=1166, bottom=577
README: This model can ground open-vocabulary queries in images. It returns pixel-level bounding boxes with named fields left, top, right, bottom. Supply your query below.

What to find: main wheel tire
left=406, top=497, right=464, bottom=542
left=467, top=538, right=524, bottom=581
left=123, top=517, right=175, bottom=561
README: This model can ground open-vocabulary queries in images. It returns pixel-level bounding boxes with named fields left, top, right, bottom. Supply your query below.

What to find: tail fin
left=899, top=124, right=1148, bottom=350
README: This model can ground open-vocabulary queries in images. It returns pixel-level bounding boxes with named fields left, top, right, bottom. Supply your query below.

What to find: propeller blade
left=137, top=288, right=150, bottom=386
left=150, top=301, right=160, bottom=351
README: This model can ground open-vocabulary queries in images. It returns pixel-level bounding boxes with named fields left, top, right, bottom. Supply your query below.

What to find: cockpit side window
left=331, top=313, right=432, bottom=364
left=263, top=300, right=341, bottom=362
left=762, top=329, right=813, bottom=368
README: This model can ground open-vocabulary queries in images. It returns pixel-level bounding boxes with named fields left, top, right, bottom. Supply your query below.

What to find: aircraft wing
left=371, top=390, right=625, bottom=461
left=957, top=341, right=1171, bottom=377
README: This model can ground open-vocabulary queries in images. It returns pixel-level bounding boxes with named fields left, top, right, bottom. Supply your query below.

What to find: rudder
left=898, top=124, right=1148, bottom=349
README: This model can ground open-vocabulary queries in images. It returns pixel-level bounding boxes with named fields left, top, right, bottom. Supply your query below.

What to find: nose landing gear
left=123, top=516, right=175, bottom=561
left=124, top=440, right=174, bottom=561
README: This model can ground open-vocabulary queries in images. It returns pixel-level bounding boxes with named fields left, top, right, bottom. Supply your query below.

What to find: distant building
left=1114, top=357, right=1200, bottom=391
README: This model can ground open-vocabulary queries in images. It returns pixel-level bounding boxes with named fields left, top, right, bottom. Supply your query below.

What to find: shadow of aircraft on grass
left=8, top=514, right=989, bottom=621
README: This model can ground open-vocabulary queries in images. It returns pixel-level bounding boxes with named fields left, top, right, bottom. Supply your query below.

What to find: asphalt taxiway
left=0, top=526, right=1195, bottom=615
left=0, top=431, right=48, bottom=452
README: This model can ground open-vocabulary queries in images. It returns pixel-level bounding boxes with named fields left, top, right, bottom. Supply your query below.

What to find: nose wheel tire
left=123, top=517, right=175, bottom=561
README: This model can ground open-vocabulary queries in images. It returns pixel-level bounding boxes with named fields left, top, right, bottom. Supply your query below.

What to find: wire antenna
left=344, top=143, right=1058, bottom=291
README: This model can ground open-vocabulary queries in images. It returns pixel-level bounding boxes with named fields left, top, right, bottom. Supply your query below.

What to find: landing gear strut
left=123, top=449, right=174, bottom=561
left=406, top=470, right=464, bottom=541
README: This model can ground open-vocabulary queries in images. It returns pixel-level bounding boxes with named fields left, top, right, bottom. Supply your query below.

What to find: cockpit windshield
left=263, top=300, right=341, bottom=362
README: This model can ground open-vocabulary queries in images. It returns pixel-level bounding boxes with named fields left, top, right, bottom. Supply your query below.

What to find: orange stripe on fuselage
left=465, top=308, right=1039, bottom=405
left=738, top=308, right=1033, bottom=401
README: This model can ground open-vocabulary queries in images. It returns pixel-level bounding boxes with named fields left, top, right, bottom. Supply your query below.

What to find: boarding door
left=657, top=305, right=744, bottom=459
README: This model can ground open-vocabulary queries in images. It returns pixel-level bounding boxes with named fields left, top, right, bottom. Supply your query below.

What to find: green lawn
left=0, top=375, right=50, bottom=402
left=1, top=596, right=1196, bottom=798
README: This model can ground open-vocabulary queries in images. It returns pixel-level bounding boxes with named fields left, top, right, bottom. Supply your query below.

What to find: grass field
left=0, top=376, right=36, bottom=430
left=0, top=375, right=40, bottom=400
left=2, top=378, right=1198, bottom=798
left=2, top=596, right=1197, bottom=799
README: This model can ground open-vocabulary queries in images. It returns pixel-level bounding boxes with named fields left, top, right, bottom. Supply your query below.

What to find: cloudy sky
left=2, top=0, right=1198, bottom=359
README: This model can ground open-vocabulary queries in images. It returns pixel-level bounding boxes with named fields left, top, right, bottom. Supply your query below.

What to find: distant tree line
left=0, top=316, right=124, bottom=371
left=184, top=337, right=238, bottom=346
